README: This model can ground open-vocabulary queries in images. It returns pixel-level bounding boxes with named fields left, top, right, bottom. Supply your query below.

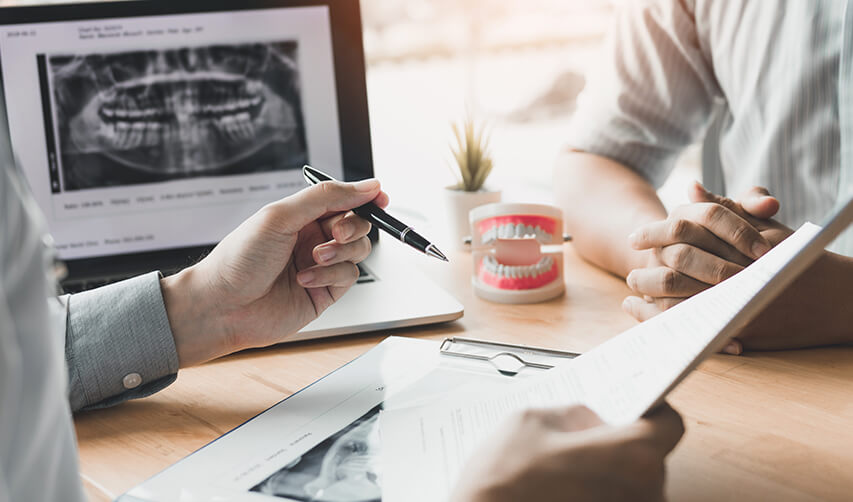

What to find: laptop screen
left=0, top=0, right=370, bottom=277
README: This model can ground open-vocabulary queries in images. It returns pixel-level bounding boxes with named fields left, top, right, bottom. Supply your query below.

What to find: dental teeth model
left=468, top=203, right=566, bottom=304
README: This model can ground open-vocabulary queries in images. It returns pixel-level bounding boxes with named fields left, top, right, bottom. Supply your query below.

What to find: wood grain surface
left=74, top=245, right=853, bottom=501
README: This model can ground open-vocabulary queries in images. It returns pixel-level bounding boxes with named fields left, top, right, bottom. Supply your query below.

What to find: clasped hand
left=622, top=182, right=792, bottom=353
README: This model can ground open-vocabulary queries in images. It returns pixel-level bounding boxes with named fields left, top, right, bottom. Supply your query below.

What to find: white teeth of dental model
left=482, top=223, right=551, bottom=244
left=482, top=255, right=554, bottom=279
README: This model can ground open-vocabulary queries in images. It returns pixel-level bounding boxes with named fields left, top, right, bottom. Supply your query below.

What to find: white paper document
left=118, top=335, right=560, bottom=502
left=379, top=220, right=843, bottom=502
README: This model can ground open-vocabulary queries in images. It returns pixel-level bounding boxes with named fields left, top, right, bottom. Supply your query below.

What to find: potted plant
left=444, top=116, right=501, bottom=249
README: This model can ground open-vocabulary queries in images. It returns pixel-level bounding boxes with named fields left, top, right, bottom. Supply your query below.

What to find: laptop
left=0, top=0, right=463, bottom=341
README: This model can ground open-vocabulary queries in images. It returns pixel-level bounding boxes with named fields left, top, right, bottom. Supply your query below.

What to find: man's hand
left=622, top=183, right=792, bottom=330
left=451, top=404, right=684, bottom=502
left=160, top=179, right=389, bottom=367
left=622, top=182, right=853, bottom=352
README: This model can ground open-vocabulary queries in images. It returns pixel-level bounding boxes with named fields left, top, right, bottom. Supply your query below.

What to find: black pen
left=302, top=165, right=449, bottom=262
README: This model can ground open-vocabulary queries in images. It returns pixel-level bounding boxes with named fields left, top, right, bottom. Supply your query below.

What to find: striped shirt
left=567, top=0, right=853, bottom=255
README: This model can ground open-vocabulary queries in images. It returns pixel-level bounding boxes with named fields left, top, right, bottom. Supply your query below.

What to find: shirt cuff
left=65, top=271, right=179, bottom=411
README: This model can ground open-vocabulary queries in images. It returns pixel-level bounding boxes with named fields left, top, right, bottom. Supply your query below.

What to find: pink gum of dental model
left=468, top=202, right=565, bottom=304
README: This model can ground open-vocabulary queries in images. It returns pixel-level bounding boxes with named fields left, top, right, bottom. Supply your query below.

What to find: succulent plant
left=449, top=116, right=494, bottom=192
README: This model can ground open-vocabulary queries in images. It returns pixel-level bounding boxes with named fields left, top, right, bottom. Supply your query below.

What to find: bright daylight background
left=1, top=0, right=700, bottom=241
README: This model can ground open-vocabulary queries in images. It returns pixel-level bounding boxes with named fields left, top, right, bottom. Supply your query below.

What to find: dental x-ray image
left=250, top=404, right=382, bottom=502
left=46, top=41, right=308, bottom=190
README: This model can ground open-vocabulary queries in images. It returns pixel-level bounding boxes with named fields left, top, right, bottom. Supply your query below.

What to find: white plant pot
left=443, top=187, right=502, bottom=250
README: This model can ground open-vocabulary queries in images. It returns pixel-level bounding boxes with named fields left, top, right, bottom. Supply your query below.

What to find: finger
left=691, top=181, right=779, bottom=227
left=721, top=338, right=743, bottom=355
left=674, top=202, right=771, bottom=259
left=626, top=267, right=709, bottom=297
left=331, top=212, right=373, bottom=244
left=622, top=296, right=663, bottom=322
left=318, top=211, right=348, bottom=240
left=313, top=236, right=372, bottom=266
left=745, top=186, right=770, bottom=196
left=318, top=211, right=372, bottom=243
left=652, top=296, right=686, bottom=311
left=266, top=179, right=382, bottom=234
left=296, top=262, right=359, bottom=288
left=659, top=243, right=744, bottom=285
left=688, top=180, right=719, bottom=204
left=643, top=294, right=688, bottom=311
left=737, top=186, right=780, bottom=220
left=545, top=405, right=605, bottom=432
left=629, top=219, right=752, bottom=267
left=374, top=191, right=390, bottom=209
left=688, top=181, right=747, bottom=217
left=636, top=402, right=685, bottom=455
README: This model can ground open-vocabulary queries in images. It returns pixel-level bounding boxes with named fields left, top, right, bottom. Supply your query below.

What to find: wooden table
left=74, top=244, right=853, bottom=502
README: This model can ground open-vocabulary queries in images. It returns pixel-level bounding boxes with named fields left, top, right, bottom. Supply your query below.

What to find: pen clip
left=302, top=164, right=328, bottom=185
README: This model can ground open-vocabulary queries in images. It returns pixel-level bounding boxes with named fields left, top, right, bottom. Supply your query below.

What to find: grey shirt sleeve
left=63, top=271, right=180, bottom=412
left=566, top=0, right=721, bottom=187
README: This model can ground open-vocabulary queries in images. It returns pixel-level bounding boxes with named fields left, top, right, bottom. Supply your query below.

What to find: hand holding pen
left=303, top=165, right=448, bottom=262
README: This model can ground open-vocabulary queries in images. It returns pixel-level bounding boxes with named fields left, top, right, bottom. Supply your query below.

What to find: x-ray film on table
left=118, top=336, right=566, bottom=502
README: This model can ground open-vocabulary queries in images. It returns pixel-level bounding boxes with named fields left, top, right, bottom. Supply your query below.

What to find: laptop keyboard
left=62, top=263, right=375, bottom=293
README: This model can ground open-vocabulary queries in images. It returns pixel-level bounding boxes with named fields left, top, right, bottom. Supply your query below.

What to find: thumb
left=549, top=405, right=605, bottom=432
left=687, top=180, right=722, bottom=204
left=738, top=186, right=780, bottom=220
left=266, top=179, right=381, bottom=234
left=721, top=338, right=743, bottom=355
left=688, top=181, right=772, bottom=221
left=636, top=402, right=685, bottom=455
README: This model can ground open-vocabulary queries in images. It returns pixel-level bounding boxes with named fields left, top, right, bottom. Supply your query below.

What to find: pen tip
left=426, top=244, right=449, bottom=262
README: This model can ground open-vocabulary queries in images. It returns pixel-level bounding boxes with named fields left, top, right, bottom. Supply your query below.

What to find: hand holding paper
left=449, top=404, right=683, bottom=502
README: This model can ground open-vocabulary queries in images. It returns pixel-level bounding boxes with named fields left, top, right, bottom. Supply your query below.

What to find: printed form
left=380, top=222, right=824, bottom=502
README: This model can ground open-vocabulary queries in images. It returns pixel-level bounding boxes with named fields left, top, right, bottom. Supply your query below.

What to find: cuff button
left=122, top=373, right=142, bottom=389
